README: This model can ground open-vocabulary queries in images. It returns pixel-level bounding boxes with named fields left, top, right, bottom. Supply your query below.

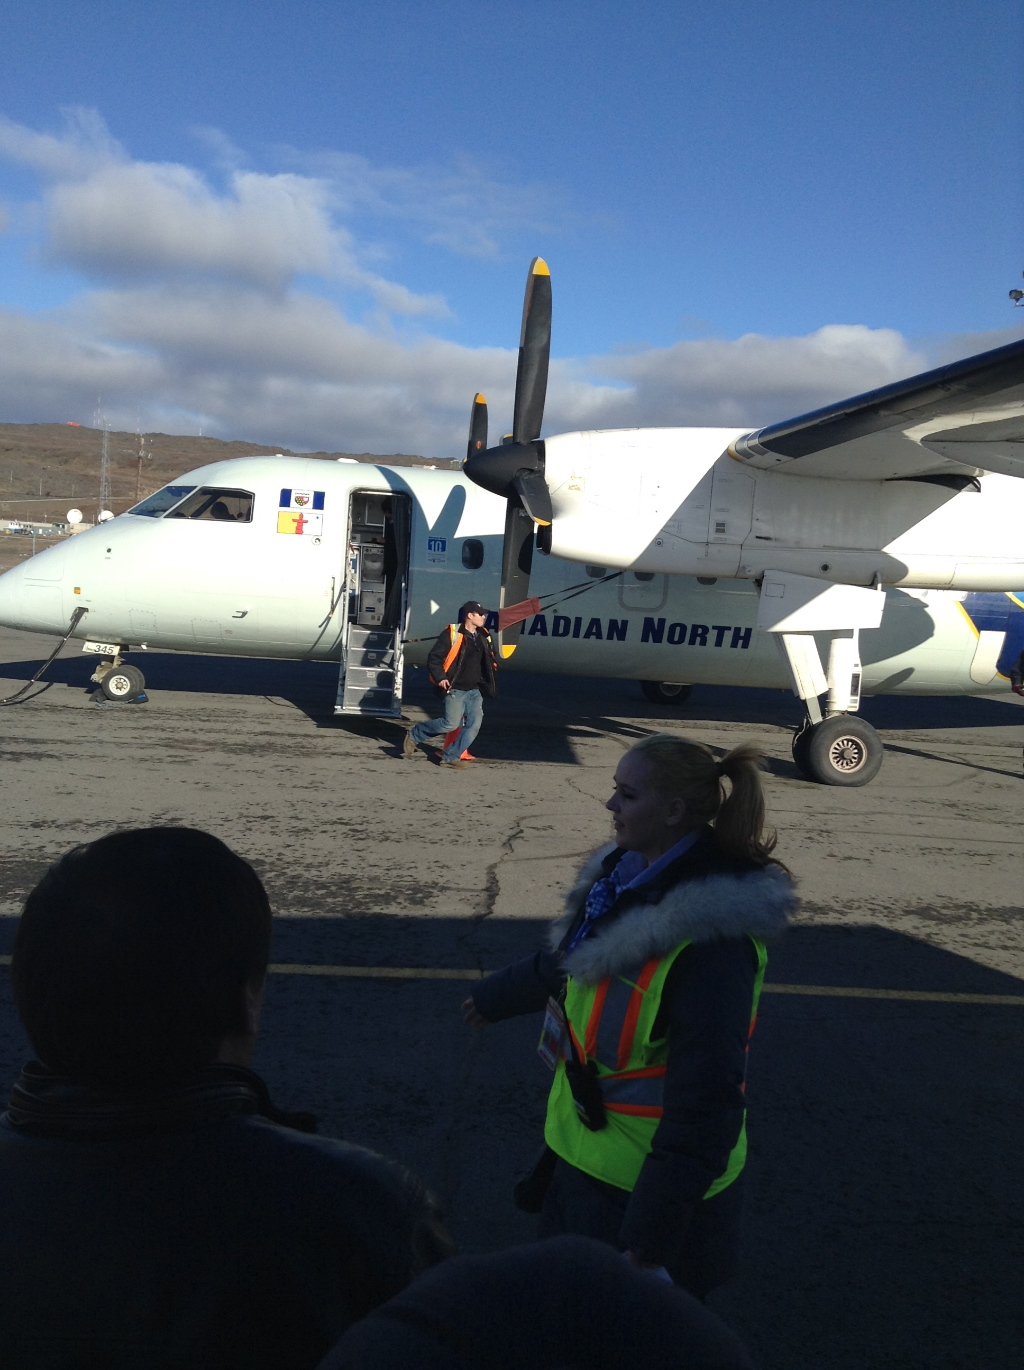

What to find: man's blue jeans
left=410, top=688, right=483, bottom=763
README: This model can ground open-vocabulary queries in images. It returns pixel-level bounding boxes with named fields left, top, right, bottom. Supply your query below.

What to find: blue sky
left=0, top=0, right=1021, bottom=455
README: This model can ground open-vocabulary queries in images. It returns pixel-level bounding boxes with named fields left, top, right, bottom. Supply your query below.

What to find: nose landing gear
left=92, top=652, right=147, bottom=704
left=639, top=680, right=692, bottom=705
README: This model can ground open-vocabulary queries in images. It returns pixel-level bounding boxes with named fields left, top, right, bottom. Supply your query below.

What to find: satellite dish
left=97, top=509, right=114, bottom=523
left=66, top=508, right=83, bottom=525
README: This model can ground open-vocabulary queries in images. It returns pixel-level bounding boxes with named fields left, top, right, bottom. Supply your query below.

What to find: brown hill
left=0, top=423, right=441, bottom=526
left=0, top=422, right=452, bottom=576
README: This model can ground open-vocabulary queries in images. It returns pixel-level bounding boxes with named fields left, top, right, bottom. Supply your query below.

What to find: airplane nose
left=0, top=542, right=73, bottom=634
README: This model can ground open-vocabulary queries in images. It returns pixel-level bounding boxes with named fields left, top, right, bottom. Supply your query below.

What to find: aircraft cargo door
left=335, top=491, right=411, bottom=717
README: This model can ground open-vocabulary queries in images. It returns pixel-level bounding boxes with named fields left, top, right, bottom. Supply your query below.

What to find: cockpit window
left=164, top=487, right=254, bottom=523
left=127, top=485, right=197, bottom=517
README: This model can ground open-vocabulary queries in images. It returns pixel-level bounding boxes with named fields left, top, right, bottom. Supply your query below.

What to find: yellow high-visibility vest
left=544, top=937, right=768, bottom=1193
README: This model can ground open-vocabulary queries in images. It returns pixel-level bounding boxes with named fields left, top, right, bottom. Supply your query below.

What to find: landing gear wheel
left=100, top=663, right=146, bottom=701
left=791, top=722, right=814, bottom=776
left=803, top=715, right=883, bottom=787
left=640, top=681, right=692, bottom=706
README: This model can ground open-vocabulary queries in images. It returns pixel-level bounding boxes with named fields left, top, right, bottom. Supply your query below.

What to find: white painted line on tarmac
left=2, top=955, right=1020, bottom=1004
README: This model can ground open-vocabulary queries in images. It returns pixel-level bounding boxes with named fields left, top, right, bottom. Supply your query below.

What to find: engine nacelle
left=543, top=428, right=1024, bottom=591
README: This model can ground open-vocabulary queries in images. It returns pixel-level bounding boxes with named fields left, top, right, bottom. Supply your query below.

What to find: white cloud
left=0, top=111, right=447, bottom=313
left=1, top=285, right=972, bottom=460
left=287, top=147, right=564, bottom=259
left=556, top=324, right=929, bottom=431
left=0, top=309, right=162, bottom=422
left=48, top=163, right=341, bottom=287
left=0, top=106, right=124, bottom=180
left=2, top=110, right=1019, bottom=461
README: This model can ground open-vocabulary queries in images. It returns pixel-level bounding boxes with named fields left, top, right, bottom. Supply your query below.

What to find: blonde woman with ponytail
left=463, top=735, right=797, bottom=1299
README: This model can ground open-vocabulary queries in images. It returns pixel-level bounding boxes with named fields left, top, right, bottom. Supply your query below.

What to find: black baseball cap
left=459, top=601, right=487, bottom=619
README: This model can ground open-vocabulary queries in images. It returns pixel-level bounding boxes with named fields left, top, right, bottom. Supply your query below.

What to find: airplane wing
left=730, top=334, right=1024, bottom=481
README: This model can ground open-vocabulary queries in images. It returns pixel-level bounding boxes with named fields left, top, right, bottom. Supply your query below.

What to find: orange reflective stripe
left=584, top=979, right=610, bottom=1059
left=615, top=958, right=660, bottom=1070
left=441, top=625, right=462, bottom=676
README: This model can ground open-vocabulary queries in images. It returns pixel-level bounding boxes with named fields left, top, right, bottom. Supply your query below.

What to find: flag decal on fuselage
left=279, top=489, right=325, bottom=510
left=278, top=489, right=325, bottom=535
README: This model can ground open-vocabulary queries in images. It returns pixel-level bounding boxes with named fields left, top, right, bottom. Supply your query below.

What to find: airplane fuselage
left=0, top=454, right=1019, bottom=701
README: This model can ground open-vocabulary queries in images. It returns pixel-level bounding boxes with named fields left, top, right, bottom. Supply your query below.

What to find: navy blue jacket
left=319, top=1236, right=755, bottom=1369
left=472, top=828, right=794, bottom=1267
left=0, top=1063, right=454, bottom=1369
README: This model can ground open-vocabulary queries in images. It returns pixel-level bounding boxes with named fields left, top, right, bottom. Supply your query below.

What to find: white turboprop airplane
left=0, top=259, right=1021, bottom=787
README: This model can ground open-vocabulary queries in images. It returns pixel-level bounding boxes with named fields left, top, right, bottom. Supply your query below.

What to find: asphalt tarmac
left=0, top=625, right=1021, bottom=1369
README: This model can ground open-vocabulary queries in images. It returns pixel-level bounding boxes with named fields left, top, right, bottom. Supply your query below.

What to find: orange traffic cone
left=443, top=728, right=475, bottom=761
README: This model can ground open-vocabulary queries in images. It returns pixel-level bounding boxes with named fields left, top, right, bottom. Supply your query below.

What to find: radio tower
left=96, top=399, right=112, bottom=518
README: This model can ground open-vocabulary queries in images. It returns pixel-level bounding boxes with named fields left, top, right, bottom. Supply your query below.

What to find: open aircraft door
left=335, top=491, right=411, bottom=717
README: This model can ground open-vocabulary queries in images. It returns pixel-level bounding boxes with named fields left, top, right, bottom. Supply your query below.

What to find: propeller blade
left=512, top=257, right=551, bottom=445
left=497, top=500, right=536, bottom=657
left=510, top=468, right=552, bottom=525
left=463, top=259, right=553, bottom=658
left=467, top=393, right=488, bottom=462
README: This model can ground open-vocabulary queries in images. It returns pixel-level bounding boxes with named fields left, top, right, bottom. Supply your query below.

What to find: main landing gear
left=759, top=571, right=887, bottom=787
left=779, top=629, right=883, bottom=786
left=791, top=713, right=883, bottom=787
left=639, top=681, right=692, bottom=706
left=92, top=652, right=147, bottom=703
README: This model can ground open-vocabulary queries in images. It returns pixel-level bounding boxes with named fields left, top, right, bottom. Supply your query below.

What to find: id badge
left=537, top=996, right=569, bottom=1071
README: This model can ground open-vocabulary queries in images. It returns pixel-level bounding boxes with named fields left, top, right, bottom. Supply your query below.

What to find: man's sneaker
left=401, top=730, right=418, bottom=759
left=439, top=758, right=469, bottom=770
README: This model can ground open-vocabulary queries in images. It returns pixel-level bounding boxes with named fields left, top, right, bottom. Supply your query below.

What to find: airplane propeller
left=463, top=257, right=553, bottom=657
left=467, top=393, right=488, bottom=460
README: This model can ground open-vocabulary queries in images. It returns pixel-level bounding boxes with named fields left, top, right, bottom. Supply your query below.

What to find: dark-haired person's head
left=12, top=827, right=272, bottom=1087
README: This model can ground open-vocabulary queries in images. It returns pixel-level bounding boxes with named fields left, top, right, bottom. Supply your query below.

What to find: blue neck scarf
left=567, top=830, right=700, bottom=955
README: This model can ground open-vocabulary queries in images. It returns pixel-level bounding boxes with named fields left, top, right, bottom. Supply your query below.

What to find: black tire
left=639, top=681, right=692, bottom=706
left=804, top=715, right=883, bottom=787
left=791, top=722, right=814, bottom=776
left=100, top=663, right=145, bottom=701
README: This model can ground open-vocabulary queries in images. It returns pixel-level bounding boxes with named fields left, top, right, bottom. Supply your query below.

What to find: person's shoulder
left=228, top=1115, right=432, bottom=1209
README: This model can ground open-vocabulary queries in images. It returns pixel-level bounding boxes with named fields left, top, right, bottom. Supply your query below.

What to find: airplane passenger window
left=586, top=565, right=607, bottom=578
left=127, top=485, right=197, bottom=517
left=165, top=488, right=255, bottom=523
left=462, top=539, right=484, bottom=570
left=633, top=572, right=655, bottom=582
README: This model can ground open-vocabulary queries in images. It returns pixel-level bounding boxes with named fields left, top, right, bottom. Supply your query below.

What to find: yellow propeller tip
left=534, top=518, right=552, bottom=527
left=500, top=644, right=518, bottom=659
left=474, top=392, right=487, bottom=404
left=530, top=257, right=550, bottom=276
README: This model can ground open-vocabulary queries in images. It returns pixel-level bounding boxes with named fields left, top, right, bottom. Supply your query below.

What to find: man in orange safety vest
left=402, top=602, right=498, bottom=771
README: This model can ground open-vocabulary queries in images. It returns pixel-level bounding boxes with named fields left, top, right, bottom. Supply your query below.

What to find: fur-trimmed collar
left=548, top=841, right=797, bottom=985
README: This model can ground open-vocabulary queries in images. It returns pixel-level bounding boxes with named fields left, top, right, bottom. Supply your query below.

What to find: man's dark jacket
left=318, top=1236, right=755, bottom=1370
left=0, top=1062, right=453, bottom=1369
left=472, top=828, right=796, bottom=1273
left=426, top=624, right=498, bottom=697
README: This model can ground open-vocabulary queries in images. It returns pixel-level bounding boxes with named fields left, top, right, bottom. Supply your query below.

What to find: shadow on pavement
left=0, top=912, right=1020, bottom=1368
left=1, top=653, right=1020, bottom=774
